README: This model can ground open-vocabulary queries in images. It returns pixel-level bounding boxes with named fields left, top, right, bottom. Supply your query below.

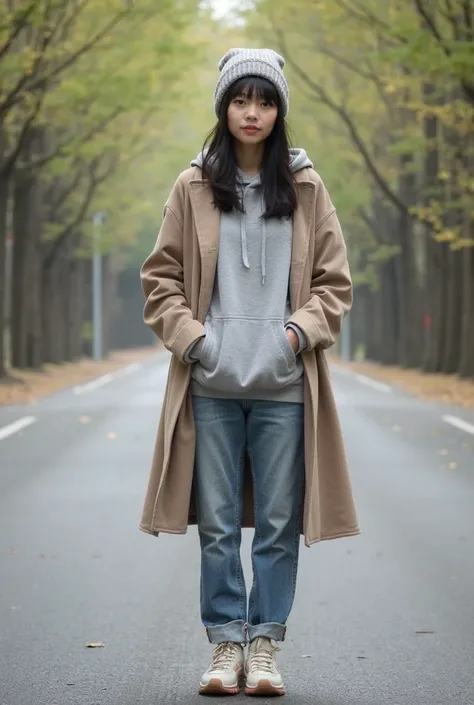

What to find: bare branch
left=26, top=8, right=131, bottom=97
left=47, top=163, right=83, bottom=222
left=413, top=0, right=452, bottom=53
left=31, top=105, right=123, bottom=171
left=43, top=154, right=119, bottom=271
left=0, top=1, right=37, bottom=62
left=463, top=0, right=473, bottom=30
left=275, top=29, right=409, bottom=216
left=332, top=0, right=408, bottom=45
left=358, top=206, right=385, bottom=244
left=0, top=93, right=45, bottom=177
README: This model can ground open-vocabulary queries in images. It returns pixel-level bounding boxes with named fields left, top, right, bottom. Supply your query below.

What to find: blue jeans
left=192, top=396, right=305, bottom=644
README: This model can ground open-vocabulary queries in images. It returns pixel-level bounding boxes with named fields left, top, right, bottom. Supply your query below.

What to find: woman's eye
left=234, top=99, right=245, bottom=106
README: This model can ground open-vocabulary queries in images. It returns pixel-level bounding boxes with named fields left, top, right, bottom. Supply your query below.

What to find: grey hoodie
left=187, top=148, right=313, bottom=403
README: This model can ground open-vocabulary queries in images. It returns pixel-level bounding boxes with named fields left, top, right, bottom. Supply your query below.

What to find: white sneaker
left=245, top=637, right=285, bottom=696
left=199, top=641, right=244, bottom=695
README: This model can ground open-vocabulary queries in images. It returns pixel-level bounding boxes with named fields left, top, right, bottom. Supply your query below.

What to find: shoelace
left=210, top=642, right=240, bottom=670
left=248, top=643, right=280, bottom=674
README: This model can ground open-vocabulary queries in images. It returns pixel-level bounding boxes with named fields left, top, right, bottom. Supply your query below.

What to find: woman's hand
left=286, top=328, right=299, bottom=352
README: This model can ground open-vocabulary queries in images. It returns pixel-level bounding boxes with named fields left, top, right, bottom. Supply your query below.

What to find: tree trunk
left=66, top=254, right=84, bottom=361
left=459, top=244, right=474, bottom=378
left=441, top=247, right=462, bottom=373
left=396, top=158, right=421, bottom=368
left=0, top=172, right=8, bottom=378
left=11, top=129, right=45, bottom=369
left=421, top=82, right=443, bottom=372
left=379, top=258, right=399, bottom=365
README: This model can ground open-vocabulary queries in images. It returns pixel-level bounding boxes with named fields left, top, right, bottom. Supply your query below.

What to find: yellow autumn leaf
left=434, top=230, right=457, bottom=243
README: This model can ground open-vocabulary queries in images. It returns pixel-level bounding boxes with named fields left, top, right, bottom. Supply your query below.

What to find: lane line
left=0, top=416, right=36, bottom=441
left=73, top=373, right=113, bottom=395
left=354, top=373, right=392, bottom=394
left=117, top=362, right=142, bottom=377
left=442, top=415, right=474, bottom=436
left=331, top=365, right=352, bottom=376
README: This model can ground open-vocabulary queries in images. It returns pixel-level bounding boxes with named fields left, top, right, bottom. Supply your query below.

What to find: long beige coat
left=139, top=166, right=360, bottom=547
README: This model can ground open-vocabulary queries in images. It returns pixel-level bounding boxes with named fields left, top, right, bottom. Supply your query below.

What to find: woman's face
left=227, top=92, right=278, bottom=145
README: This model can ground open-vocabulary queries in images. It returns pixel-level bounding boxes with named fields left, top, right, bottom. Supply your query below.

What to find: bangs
left=229, top=76, right=279, bottom=106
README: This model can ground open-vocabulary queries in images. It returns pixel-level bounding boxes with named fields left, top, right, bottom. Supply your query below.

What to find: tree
left=244, top=0, right=474, bottom=377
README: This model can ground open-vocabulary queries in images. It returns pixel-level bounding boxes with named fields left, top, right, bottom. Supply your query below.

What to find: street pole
left=92, top=211, right=105, bottom=361
left=340, top=313, right=352, bottom=363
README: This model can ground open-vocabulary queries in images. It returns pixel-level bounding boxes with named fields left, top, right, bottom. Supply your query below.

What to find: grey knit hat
left=214, top=48, right=289, bottom=117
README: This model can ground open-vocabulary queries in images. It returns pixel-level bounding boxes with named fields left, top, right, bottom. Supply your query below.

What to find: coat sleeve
left=140, top=181, right=205, bottom=363
left=287, top=205, right=352, bottom=351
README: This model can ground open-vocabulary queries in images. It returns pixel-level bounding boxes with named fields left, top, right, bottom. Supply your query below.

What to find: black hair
left=201, top=76, right=297, bottom=219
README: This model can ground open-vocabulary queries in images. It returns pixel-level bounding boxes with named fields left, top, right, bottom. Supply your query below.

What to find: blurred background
left=1, top=4, right=473, bottom=704
left=1, top=0, right=473, bottom=391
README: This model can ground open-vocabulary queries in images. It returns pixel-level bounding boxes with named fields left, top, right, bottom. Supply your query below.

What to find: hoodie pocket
left=192, top=317, right=301, bottom=394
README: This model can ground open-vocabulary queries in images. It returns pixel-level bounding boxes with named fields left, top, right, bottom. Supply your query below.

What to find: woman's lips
left=242, top=126, right=259, bottom=133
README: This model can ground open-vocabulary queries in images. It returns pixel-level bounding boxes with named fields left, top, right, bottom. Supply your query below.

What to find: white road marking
left=73, top=373, right=113, bottom=395
left=354, top=373, right=392, bottom=393
left=442, top=415, right=474, bottom=436
left=334, top=391, right=349, bottom=407
left=117, top=362, right=142, bottom=377
left=0, top=416, right=36, bottom=441
left=332, top=365, right=352, bottom=376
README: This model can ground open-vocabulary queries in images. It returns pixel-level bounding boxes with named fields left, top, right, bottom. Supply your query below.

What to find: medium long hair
left=201, top=76, right=297, bottom=219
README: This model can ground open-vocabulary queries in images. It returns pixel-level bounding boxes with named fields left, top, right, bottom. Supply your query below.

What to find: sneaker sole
left=245, top=680, right=286, bottom=697
left=199, top=678, right=240, bottom=696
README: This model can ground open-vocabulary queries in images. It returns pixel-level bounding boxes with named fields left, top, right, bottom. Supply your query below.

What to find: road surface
left=1, top=352, right=473, bottom=705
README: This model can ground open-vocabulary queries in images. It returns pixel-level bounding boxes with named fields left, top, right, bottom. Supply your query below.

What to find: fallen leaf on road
left=332, top=360, right=474, bottom=409
left=301, top=654, right=312, bottom=659
left=448, top=462, right=458, bottom=470
left=87, top=642, right=104, bottom=648
left=107, top=432, right=117, bottom=440
left=357, top=656, right=368, bottom=660
left=414, top=630, right=434, bottom=634
left=79, top=416, right=91, bottom=424
left=0, top=347, right=159, bottom=406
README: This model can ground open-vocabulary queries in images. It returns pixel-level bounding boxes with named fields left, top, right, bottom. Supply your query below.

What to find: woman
left=140, top=48, right=359, bottom=697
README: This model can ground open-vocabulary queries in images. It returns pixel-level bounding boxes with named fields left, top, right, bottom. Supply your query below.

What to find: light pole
left=340, top=314, right=352, bottom=363
left=92, top=211, right=106, bottom=361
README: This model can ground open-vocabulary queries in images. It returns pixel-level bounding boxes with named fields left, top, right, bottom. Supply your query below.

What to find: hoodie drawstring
left=240, top=213, right=250, bottom=270
left=239, top=184, right=267, bottom=286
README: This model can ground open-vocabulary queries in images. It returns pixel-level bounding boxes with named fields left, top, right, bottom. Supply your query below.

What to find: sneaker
left=199, top=641, right=244, bottom=695
left=245, top=637, right=285, bottom=696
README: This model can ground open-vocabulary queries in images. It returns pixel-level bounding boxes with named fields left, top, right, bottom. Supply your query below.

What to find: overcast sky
left=207, top=0, right=241, bottom=19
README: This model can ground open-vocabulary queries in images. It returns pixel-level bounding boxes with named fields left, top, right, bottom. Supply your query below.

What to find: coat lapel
left=290, top=180, right=316, bottom=310
left=189, top=180, right=220, bottom=321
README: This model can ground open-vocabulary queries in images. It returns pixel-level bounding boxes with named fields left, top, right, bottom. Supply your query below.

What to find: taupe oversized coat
left=139, top=166, right=359, bottom=546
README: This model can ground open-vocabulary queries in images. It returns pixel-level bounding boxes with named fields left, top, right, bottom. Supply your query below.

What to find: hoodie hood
left=191, top=147, right=312, bottom=175
left=190, top=148, right=313, bottom=285
left=289, top=147, right=313, bottom=173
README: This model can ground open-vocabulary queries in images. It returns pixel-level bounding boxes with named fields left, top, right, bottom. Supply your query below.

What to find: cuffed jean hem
left=206, top=620, right=247, bottom=644
left=247, top=622, right=287, bottom=643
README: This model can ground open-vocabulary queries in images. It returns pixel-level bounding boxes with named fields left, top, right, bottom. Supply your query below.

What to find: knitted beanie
left=214, top=48, right=289, bottom=117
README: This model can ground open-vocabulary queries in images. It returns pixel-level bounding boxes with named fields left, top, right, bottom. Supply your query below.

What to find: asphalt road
left=1, top=352, right=473, bottom=705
